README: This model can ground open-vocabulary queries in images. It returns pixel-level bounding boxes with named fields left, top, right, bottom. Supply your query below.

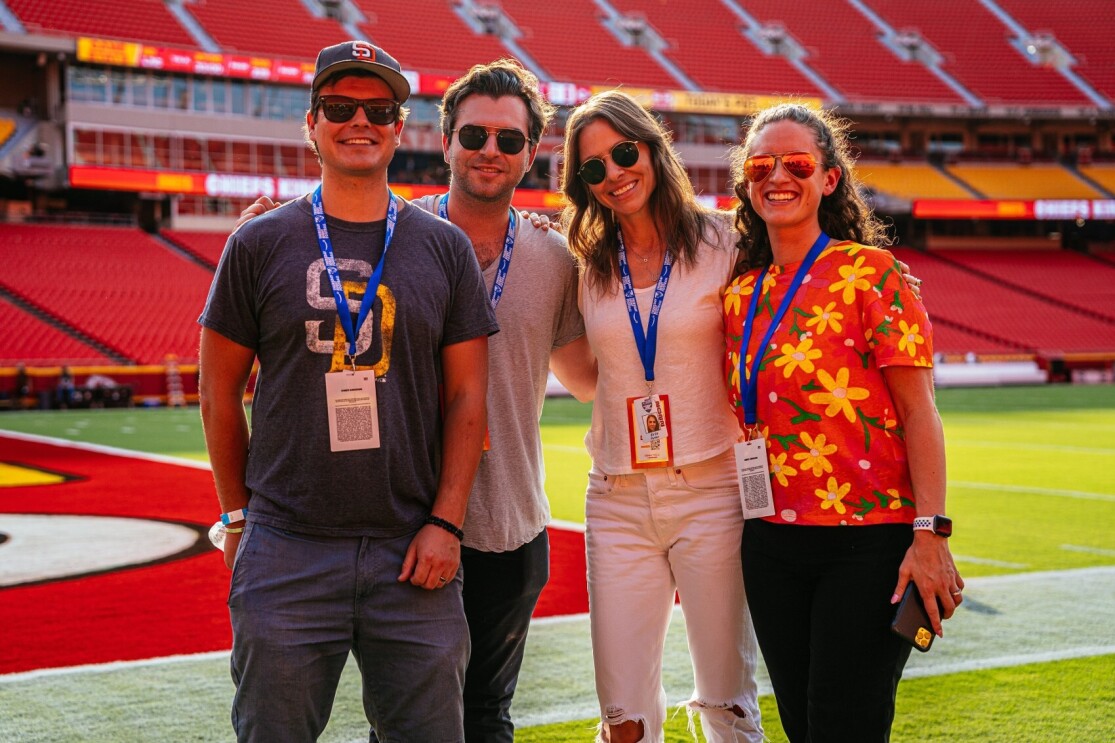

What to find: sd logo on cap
left=311, top=41, right=411, bottom=103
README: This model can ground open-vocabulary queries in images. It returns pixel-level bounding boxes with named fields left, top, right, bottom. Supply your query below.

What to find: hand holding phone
left=891, top=582, right=936, bottom=652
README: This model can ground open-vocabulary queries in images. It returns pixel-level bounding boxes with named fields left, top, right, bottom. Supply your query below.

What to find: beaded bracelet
left=425, top=515, right=464, bottom=541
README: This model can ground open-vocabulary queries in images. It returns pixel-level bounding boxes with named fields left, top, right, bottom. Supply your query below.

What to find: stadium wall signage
left=75, top=37, right=819, bottom=117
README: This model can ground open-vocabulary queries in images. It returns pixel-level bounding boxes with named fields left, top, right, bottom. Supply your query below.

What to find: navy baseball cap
left=312, top=41, right=410, bottom=103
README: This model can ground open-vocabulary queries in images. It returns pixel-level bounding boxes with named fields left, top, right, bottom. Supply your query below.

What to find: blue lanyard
left=438, top=194, right=517, bottom=309
left=737, top=232, right=830, bottom=426
left=312, top=185, right=396, bottom=362
left=617, top=226, right=674, bottom=384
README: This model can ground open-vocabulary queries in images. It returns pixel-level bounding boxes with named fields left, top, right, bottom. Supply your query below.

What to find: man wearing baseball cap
left=199, top=40, right=497, bottom=742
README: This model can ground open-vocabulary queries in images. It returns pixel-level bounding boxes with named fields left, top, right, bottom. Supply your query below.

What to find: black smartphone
left=890, top=582, right=935, bottom=652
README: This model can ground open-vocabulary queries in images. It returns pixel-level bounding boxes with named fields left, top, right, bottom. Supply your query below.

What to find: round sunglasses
left=577, top=141, right=640, bottom=185
left=453, top=125, right=529, bottom=155
left=317, top=96, right=399, bottom=125
left=742, top=151, right=818, bottom=183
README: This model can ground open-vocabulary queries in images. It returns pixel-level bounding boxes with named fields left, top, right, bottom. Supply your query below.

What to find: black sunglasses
left=577, top=141, right=640, bottom=185
left=317, top=95, right=399, bottom=125
left=453, top=125, right=530, bottom=155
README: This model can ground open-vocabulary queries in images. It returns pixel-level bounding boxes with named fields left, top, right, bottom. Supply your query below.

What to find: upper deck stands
left=499, top=0, right=680, bottom=89
left=608, top=0, right=824, bottom=95
left=7, top=0, right=197, bottom=47
left=996, top=0, right=1115, bottom=102
left=185, top=0, right=346, bottom=60
left=861, top=0, right=1091, bottom=105
left=351, top=0, right=509, bottom=79
left=733, top=0, right=964, bottom=103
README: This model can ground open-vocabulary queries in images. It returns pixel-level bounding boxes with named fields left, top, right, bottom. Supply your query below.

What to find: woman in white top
left=560, top=90, right=763, bottom=743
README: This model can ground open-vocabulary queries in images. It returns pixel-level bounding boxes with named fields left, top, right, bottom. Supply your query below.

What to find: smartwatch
left=912, top=515, right=952, bottom=538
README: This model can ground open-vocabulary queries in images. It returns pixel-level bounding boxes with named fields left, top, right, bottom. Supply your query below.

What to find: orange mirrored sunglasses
left=742, top=151, right=818, bottom=183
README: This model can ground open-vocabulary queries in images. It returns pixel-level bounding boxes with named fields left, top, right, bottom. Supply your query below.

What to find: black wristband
left=425, top=515, right=464, bottom=541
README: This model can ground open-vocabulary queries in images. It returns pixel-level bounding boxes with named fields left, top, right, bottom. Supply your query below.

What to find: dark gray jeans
left=228, top=522, right=469, bottom=743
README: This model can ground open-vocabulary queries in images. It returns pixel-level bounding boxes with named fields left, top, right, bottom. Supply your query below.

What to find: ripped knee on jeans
left=684, top=697, right=761, bottom=739
left=599, top=706, right=646, bottom=743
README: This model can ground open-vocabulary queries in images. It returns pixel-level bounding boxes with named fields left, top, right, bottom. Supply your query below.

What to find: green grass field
left=2, top=384, right=1114, bottom=741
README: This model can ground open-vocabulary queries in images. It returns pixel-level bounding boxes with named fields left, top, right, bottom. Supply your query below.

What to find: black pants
left=461, top=529, right=550, bottom=743
left=743, top=521, right=913, bottom=743
left=371, top=529, right=549, bottom=743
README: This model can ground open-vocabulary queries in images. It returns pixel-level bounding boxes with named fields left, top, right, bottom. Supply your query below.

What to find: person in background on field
left=198, top=40, right=496, bottom=742
left=561, top=89, right=764, bottom=743
left=55, top=366, right=75, bottom=409
left=723, top=102, right=963, bottom=742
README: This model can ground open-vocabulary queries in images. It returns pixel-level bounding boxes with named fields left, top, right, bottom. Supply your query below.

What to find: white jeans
left=585, top=449, right=764, bottom=743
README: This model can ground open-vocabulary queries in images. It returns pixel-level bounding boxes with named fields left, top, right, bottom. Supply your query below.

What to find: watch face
left=933, top=516, right=953, bottom=538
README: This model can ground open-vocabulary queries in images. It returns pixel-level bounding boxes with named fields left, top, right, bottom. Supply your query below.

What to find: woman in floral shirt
left=723, top=103, right=964, bottom=742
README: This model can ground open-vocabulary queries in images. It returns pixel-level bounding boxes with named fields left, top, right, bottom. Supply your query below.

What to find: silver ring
left=951, top=590, right=962, bottom=596
left=438, top=576, right=447, bottom=584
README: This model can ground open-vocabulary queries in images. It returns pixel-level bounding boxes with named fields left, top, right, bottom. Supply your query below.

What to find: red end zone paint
left=0, top=435, right=588, bottom=674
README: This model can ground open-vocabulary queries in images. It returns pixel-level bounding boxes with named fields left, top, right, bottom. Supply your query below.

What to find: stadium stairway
left=0, top=286, right=129, bottom=365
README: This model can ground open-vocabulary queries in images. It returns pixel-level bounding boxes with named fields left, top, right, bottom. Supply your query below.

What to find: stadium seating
left=931, top=249, right=1115, bottom=323
left=732, top=0, right=964, bottom=103
left=892, top=247, right=1115, bottom=355
left=928, top=320, right=1024, bottom=357
left=498, top=0, right=680, bottom=89
left=0, top=298, right=112, bottom=366
left=351, top=0, right=511, bottom=78
left=162, top=230, right=229, bottom=268
left=857, top=161, right=974, bottom=200
left=1079, top=164, right=1115, bottom=195
left=184, top=0, right=347, bottom=60
left=0, top=117, right=16, bottom=149
left=945, top=163, right=1104, bottom=199
left=7, top=0, right=198, bottom=47
left=861, top=0, right=1092, bottom=105
left=608, top=0, right=824, bottom=95
left=995, top=0, right=1115, bottom=102
left=0, top=225, right=215, bottom=364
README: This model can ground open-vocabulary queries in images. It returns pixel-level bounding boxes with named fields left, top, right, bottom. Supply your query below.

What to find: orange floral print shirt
left=723, top=241, right=933, bottom=526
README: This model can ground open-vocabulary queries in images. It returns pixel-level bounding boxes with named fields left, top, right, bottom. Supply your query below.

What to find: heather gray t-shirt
left=199, top=196, right=498, bottom=537
left=414, top=195, right=584, bottom=551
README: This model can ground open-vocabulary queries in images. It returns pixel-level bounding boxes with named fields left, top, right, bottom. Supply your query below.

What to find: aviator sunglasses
left=317, top=95, right=399, bottom=125
left=741, top=151, right=818, bottom=183
left=453, top=125, right=530, bottom=155
left=577, top=141, right=640, bottom=185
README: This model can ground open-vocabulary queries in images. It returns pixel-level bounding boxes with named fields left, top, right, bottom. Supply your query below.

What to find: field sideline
left=1, top=384, right=1113, bottom=741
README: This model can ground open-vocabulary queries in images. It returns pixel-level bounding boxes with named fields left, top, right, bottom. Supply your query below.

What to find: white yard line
left=0, top=430, right=211, bottom=470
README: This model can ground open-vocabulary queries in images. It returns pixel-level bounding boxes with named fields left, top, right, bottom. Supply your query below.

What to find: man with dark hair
left=416, top=58, right=593, bottom=742
left=199, top=41, right=497, bottom=742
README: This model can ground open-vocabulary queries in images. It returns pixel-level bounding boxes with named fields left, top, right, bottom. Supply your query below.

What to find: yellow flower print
left=728, top=350, right=740, bottom=389
left=773, top=337, right=822, bottom=378
left=815, top=477, right=850, bottom=514
left=804, top=302, right=844, bottom=335
left=809, top=367, right=870, bottom=423
left=897, top=320, right=925, bottom=358
left=886, top=488, right=903, bottom=509
left=829, top=256, right=876, bottom=304
left=723, top=276, right=755, bottom=315
left=769, top=452, right=798, bottom=487
left=793, top=431, right=837, bottom=476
